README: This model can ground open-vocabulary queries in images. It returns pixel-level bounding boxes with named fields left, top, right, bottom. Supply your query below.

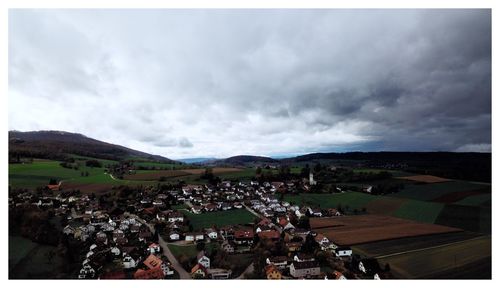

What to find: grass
left=167, top=242, right=219, bottom=260
left=9, top=160, right=98, bottom=188
left=182, top=209, right=257, bottom=230
left=284, top=192, right=376, bottom=210
left=454, top=194, right=492, bottom=207
left=9, top=236, right=38, bottom=269
left=376, top=236, right=491, bottom=279
left=132, top=161, right=180, bottom=170
left=392, top=200, right=445, bottom=223
left=391, top=181, right=490, bottom=201
left=9, top=159, right=158, bottom=190
left=9, top=236, right=65, bottom=279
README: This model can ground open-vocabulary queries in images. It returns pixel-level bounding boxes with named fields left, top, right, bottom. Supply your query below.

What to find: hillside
left=8, top=130, right=175, bottom=163
left=217, top=155, right=279, bottom=166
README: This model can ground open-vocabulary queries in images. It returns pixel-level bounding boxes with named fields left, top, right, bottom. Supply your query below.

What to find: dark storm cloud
left=8, top=9, right=491, bottom=158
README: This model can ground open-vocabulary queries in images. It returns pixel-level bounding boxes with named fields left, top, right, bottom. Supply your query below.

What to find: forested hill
left=8, top=130, right=175, bottom=163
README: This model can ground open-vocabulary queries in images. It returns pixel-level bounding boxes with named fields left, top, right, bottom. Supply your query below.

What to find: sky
left=8, top=9, right=491, bottom=159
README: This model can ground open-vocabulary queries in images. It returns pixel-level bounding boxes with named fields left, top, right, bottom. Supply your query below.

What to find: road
left=237, top=262, right=254, bottom=279
left=133, top=216, right=191, bottom=279
left=243, top=204, right=282, bottom=233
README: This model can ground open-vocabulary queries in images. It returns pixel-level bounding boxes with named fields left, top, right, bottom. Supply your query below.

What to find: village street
left=133, top=216, right=191, bottom=279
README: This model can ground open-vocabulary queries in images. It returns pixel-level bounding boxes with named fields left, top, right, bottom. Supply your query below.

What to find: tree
left=301, top=233, right=320, bottom=254
left=196, top=241, right=206, bottom=251
left=256, top=167, right=262, bottom=175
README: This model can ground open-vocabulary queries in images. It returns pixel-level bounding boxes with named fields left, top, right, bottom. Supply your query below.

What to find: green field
left=9, top=236, right=65, bottom=279
left=167, top=242, right=219, bottom=260
left=9, top=159, right=157, bottom=190
left=391, top=181, right=490, bottom=201
left=454, top=194, right=492, bottom=206
left=392, top=200, right=445, bottom=223
left=376, top=236, right=491, bottom=279
left=182, top=209, right=257, bottom=230
left=284, top=192, right=376, bottom=210
left=132, top=161, right=180, bottom=170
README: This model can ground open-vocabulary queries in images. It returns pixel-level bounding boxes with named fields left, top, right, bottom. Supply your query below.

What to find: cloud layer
left=9, top=9, right=491, bottom=158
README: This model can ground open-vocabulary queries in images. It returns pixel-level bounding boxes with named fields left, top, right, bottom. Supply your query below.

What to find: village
left=8, top=171, right=390, bottom=280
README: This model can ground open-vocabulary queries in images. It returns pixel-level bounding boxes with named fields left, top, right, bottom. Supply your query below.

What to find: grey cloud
left=8, top=9, right=491, bottom=158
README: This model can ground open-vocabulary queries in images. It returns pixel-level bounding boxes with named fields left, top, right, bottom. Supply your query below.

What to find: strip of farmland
left=376, top=236, right=491, bottom=279
left=311, top=215, right=461, bottom=246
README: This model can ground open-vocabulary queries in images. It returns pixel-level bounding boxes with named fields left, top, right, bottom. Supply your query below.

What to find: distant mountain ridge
left=9, top=130, right=175, bottom=163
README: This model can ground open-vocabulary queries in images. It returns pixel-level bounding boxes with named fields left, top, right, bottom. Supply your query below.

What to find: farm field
left=9, top=160, right=111, bottom=188
left=284, top=192, right=375, bottom=210
left=352, top=231, right=482, bottom=257
left=376, top=236, right=491, bottom=279
left=434, top=204, right=491, bottom=234
left=353, top=169, right=414, bottom=177
left=396, top=174, right=450, bottom=183
left=9, top=236, right=65, bottom=279
left=392, top=200, right=444, bottom=223
left=123, top=167, right=245, bottom=181
left=453, top=193, right=492, bottom=206
left=390, top=180, right=490, bottom=202
left=311, top=215, right=461, bottom=246
left=182, top=209, right=257, bottom=231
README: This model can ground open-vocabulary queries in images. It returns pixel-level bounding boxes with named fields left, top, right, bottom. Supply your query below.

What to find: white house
left=169, top=231, right=180, bottom=241
left=289, top=261, right=320, bottom=278
left=148, top=243, right=161, bottom=254
left=197, top=252, right=210, bottom=269
left=123, top=255, right=137, bottom=269
left=335, top=247, right=352, bottom=257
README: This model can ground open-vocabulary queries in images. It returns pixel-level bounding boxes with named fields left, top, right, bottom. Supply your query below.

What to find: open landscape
left=7, top=8, right=492, bottom=282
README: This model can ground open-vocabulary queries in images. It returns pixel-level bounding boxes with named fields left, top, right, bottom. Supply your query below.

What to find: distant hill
left=216, top=155, right=279, bottom=166
left=176, top=158, right=218, bottom=164
left=8, top=130, right=175, bottom=163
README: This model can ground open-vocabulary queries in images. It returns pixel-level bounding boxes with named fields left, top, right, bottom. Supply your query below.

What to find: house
left=335, top=246, right=352, bottom=257
left=197, top=251, right=210, bottom=269
left=148, top=243, right=161, bottom=254
left=358, top=258, right=382, bottom=276
left=234, top=229, right=254, bottom=245
left=122, top=254, right=137, bottom=269
left=169, top=231, right=180, bottom=241
left=315, top=234, right=330, bottom=246
left=134, top=267, right=164, bottom=279
left=294, top=253, right=315, bottom=262
left=191, top=263, right=208, bottom=278
left=289, top=261, right=321, bottom=278
left=327, top=208, right=341, bottom=216
left=205, top=228, right=218, bottom=239
left=333, top=271, right=347, bottom=280
left=363, top=185, right=373, bottom=193
left=221, top=241, right=234, bottom=253
left=63, top=225, right=76, bottom=235
left=258, top=230, right=281, bottom=241
left=286, top=242, right=302, bottom=253
left=265, top=265, right=282, bottom=280
left=78, top=265, right=96, bottom=279
left=191, top=206, right=203, bottom=214
left=168, top=211, right=184, bottom=223
left=207, top=268, right=232, bottom=279
left=266, top=256, right=289, bottom=270
left=307, top=207, right=323, bottom=217
left=185, top=232, right=204, bottom=242
left=110, top=246, right=121, bottom=257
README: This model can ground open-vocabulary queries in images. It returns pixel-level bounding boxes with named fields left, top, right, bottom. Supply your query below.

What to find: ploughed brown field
left=124, top=167, right=244, bottom=180
left=311, top=215, right=461, bottom=246
left=396, top=175, right=450, bottom=183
